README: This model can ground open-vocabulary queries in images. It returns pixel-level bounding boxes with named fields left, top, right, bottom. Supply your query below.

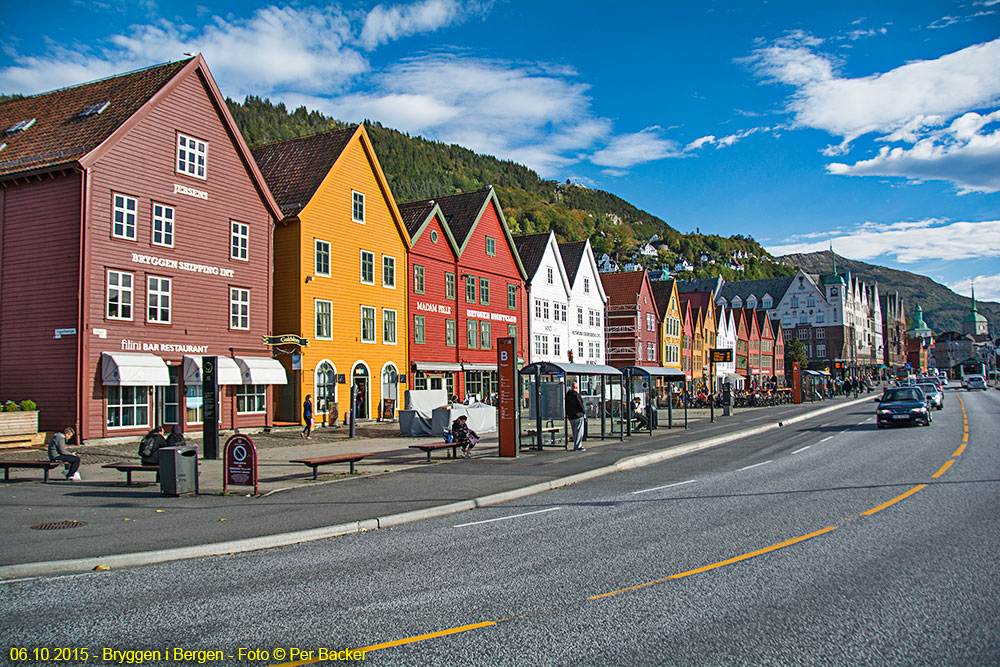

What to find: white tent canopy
left=101, top=352, right=169, bottom=386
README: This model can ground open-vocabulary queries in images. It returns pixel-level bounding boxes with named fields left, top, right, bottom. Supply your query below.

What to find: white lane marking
left=792, top=446, right=811, bottom=454
left=820, top=436, right=833, bottom=443
left=631, top=479, right=696, bottom=495
left=738, top=460, right=772, bottom=471
left=453, top=507, right=562, bottom=528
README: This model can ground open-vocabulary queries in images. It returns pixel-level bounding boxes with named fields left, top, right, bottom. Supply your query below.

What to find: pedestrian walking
left=48, top=426, right=81, bottom=481
left=452, top=414, right=478, bottom=458
left=301, top=394, right=313, bottom=439
left=565, top=381, right=586, bottom=451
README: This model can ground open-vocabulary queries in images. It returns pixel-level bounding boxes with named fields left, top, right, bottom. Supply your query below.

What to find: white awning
left=235, top=356, right=288, bottom=385
left=101, top=352, right=169, bottom=387
left=414, top=362, right=463, bottom=372
left=182, top=355, right=243, bottom=385
left=462, top=363, right=497, bottom=372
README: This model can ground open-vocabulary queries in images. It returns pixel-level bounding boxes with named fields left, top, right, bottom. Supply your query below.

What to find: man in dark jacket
left=139, top=426, right=168, bottom=465
left=48, top=427, right=81, bottom=481
left=565, top=381, right=586, bottom=451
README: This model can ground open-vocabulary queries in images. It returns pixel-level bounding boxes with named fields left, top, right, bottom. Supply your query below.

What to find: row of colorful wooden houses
left=0, top=57, right=779, bottom=443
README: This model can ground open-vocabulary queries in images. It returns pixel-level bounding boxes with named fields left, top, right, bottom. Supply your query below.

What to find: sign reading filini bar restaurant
left=120, top=339, right=209, bottom=354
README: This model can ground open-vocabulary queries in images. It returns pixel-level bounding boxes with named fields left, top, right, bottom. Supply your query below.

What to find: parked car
left=875, top=387, right=932, bottom=428
left=917, top=382, right=944, bottom=410
left=965, top=375, right=987, bottom=391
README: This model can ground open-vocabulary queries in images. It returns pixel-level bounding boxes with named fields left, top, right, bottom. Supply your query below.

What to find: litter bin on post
left=159, top=446, right=199, bottom=496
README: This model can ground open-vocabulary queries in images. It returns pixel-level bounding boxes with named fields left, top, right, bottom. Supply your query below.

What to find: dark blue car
left=876, top=387, right=932, bottom=428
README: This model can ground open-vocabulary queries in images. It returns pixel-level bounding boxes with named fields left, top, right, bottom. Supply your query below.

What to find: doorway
left=353, top=363, right=369, bottom=419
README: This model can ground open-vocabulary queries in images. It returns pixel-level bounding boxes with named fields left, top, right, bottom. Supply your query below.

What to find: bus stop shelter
left=622, top=366, right=688, bottom=435
left=518, top=362, right=624, bottom=450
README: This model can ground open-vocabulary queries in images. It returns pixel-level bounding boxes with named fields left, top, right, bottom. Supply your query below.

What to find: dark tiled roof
left=251, top=126, right=356, bottom=217
left=398, top=200, right=435, bottom=238
left=512, top=233, right=549, bottom=282
left=0, top=59, right=191, bottom=178
left=650, top=279, right=676, bottom=317
left=679, top=291, right=713, bottom=311
left=677, top=277, right=723, bottom=298
left=717, top=277, right=794, bottom=305
left=558, top=241, right=587, bottom=285
left=422, top=188, right=491, bottom=248
left=600, top=271, right=646, bottom=307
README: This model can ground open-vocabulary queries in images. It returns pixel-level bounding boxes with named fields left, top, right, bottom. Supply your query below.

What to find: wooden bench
left=522, top=426, right=563, bottom=449
left=289, top=453, right=371, bottom=480
left=409, top=442, right=461, bottom=462
left=0, top=459, right=62, bottom=482
left=102, top=462, right=160, bottom=486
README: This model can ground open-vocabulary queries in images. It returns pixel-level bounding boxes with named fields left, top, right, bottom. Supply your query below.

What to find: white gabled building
left=513, top=231, right=572, bottom=363
left=715, top=305, right=738, bottom=387
left=559, top=239, right=608, bottom=365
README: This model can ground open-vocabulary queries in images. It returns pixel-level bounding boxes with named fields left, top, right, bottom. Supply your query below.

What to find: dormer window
left=5, top=119, right=36, bottom=134
left=747, top=297, right=757, bottom=309
left=79, top=102, right=110, bottom=117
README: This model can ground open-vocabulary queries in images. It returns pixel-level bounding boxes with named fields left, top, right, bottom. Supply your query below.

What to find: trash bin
left=159, top=446, right=198, bottom=496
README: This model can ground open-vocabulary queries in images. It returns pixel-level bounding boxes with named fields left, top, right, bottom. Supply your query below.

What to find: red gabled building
left=746, top=308, right=762, bottom=384
left=772, top=320, right=786, bottom=387
left=601, top=271, right=660, bottom=368
left=680, top=300, right=694, bottom=383
left=757, top=311, right=775, bottom=383
left=0, top=57, right=284, bottom=442
left=734, top=308, right=750, bottom=381
left=400, top=187, right=526, bottom=400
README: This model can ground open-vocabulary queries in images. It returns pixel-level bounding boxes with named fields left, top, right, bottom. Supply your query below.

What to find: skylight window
left=79, top=102, right=110, bottom=117
left=5, top=119, right=36, bottom=134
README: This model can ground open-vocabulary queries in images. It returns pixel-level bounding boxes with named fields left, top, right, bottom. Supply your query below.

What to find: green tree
left=784, top=338, right=808, bottom=373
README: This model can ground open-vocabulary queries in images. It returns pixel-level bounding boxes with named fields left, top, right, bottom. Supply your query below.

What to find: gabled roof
left=0, top=59, right=190, bottom=179
left=677, top=277, right=724, bottom=299
left=651, top=279, right=677, bottom=319
left=558, top=241, right=587, bottom=284
left=398, top=199, right=460, bottom=255
left=512, top=233, right=550, bottom=281
left=717, top=277, right=794, bottom=305
left=600, top=270, right=647, bottom=307
left=252, top=126, right=355, bottom=217
left=679, top=291, right=713, bottom=312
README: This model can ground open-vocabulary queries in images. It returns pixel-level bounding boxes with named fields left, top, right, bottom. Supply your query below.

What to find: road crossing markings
left=631, top=479, right=696, bottom=495
left=453, top=507, right=562, bottom=528
left=792, top=446, right=811, bottom=454
left=738, top=460, right=771, bottom=471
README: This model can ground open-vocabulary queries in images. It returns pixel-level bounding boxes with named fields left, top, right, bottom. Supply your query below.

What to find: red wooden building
left=399, top=187, right=527, bottom=400
left=0, top=57, right=284, bottom=442
left=601, top=271, right=660, bottom=368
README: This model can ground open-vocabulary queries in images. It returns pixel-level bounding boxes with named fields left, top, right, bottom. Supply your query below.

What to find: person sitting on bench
left=48, top=426, right=81, bottom=481
left=631, top=398, right=649, bottom=429
left=138, top=426, right=168, bottom=465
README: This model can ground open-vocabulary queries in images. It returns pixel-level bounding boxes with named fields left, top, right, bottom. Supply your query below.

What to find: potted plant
left=0, top=399, right=39, bottom=436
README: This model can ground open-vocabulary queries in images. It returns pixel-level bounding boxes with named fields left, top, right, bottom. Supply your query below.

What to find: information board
left=497, top=337, right=517, bottom=457
left=224, top=433, right=257, bottom=495
left=202, top=356, right=219, bottom=459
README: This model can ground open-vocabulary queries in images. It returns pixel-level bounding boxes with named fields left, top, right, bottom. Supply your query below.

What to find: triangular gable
left=402, top=201, right=460, bottom=257
left=455, top=187, right=527, bottom=279
left=640, top=271, right=661, bottom=321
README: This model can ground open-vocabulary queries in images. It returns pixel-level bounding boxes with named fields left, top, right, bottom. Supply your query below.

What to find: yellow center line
left=931, top=460, right=954, bottom=479
left=862, top=484, right=927, bottom=516
left=962, top=433, right=969, bottom=443
left=953, top=443, right=966, bottom=457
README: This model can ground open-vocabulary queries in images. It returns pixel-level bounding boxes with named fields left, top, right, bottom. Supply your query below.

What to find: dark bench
left=521, top=426, right=563, bottom=449
left=289, top=453, right=371, bottom=480
left=0, top=459, right=62, bottom=482
left=102, top=462, right=160, bottom=486
left=409, top=442, right=461, bottom=462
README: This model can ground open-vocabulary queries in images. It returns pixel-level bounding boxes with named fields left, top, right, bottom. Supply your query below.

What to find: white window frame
left=547, top=267, right=554, bottom=284
left=314, top=239, right=331, bottom=277
left=112, top=193, right=137, bottom=240
left=360, top=250, right=375, bottom=285
left=352, top=191, right=365, bottom=223
left=147, top=276, right=172, bottom=324
left=151, top=203, right=174, bottom=248
left=361, top=305, right=376, bottom=343
left=230, top=287, right=250, bottom=330
left=584, top=277, right=590, bottom=293
left=486, top=236, right=496, bottom=256
left=382, top=255, right=396, bottom=288
left=315, top=299, right=333, bottom=340
left=383, top=308, right=397, bottom=344
left=231, top=221, right=249, bottom=261
left=107, top=385, right=150, bottom=429
left=107, top=269, right=134, bottom=321
left=177, top=132, right=208, bottom=180
left=236, top=384, right=267, bottom=414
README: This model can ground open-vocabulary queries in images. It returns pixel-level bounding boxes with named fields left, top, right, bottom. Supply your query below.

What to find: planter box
left=0, top=411, right=39, bottom=436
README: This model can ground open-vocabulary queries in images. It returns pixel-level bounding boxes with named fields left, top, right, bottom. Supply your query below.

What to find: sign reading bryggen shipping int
left=262, top=334, right=309, bottom=347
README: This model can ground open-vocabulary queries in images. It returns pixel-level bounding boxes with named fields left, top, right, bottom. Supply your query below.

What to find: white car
left=965, top=375, right=987, bottom=391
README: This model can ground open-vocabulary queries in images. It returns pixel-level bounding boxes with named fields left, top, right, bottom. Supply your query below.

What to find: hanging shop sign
left=262, top=334, right=309, bottom=347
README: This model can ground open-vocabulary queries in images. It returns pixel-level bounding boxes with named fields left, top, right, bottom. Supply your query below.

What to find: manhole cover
left=31, top=520, right=87, bottom=531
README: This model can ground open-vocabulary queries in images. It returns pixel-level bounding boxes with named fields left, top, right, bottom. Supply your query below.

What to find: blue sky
left=3, top=0, right=999, bottom=303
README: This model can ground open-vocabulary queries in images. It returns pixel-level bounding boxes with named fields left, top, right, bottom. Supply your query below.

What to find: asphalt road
left=3, top=385, right=998, bottom=666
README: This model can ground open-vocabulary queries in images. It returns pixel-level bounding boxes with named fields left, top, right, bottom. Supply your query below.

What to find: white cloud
left=359, top=0, right=465, bottom=50
left=766, top=218, right=1000, bottom=263
left=590, top=127, right=681, bottom=168
left=947, top=274, right=1000, bottom=301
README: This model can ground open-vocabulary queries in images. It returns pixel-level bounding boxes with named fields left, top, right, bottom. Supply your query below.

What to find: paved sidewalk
left=0, top=396, right=872, bottom=577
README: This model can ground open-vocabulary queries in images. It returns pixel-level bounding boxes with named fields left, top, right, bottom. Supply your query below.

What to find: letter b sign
left=500, top=351, right=508, bottom=361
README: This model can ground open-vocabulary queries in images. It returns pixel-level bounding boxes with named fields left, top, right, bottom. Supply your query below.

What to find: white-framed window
left=315, top=361, right=336, bottom=413
left=112, top=193, right=137, bottom=240
left=382, top=255, right=396, bottom=288
left=790, top=296, right=798, bottom=308
left=556, top=303, right=567, bottom=321
left=236, top=385, right=267, bottom=414
left=107, top=270, right=133, bottom=320
left=542, top=300, right=550, bottom=320
left=147, top=276, right=171, bottom=324
left=578, top=340, right=585, bottom=359
left=762, top=298, right=772, bottom=309
left=553, top=336, right=561, bottom=357
left=648, top=342, right=655, bottom=360
left=315, top=239, right=331, bottom=276
left=589, top=310, right=597, bottom=327
left=800, top=312, right=809, bottom=323
left=486, top=236, right=496, bottom=256
left=177, top=133, right=207, bottom=179
left=807, top=295, right=815, bottom=307
left=231, top=221, right=249, bottom=261
left=315, top=299, right=332, bottom=340
left=535, top=298, right=543, bottom=319
left=647, top=313, right=655, bottom=331
left=816, top=344, right=826, bottom=357
left=361, top=306, right=376, bottom=343
left=352, top=191, right=365, bottom=223
left=360, top=250, right=375, bottom=284
left=383, top=308, right=397, bottom=344
left=817, top=311, right=825, bottom=323
left=547, top=267, right=554, bottom=284
left=107, top=386, right=149, bottom=428
left=230, top=287, right=250, bottom=330
left=584, top=277, right=590, bottom=293
left=534, top=334, right=549, bottom=356
left=748, top=297, right=757, bottom=309
left=578, top=307, right=584, bottom=325
left=480, top=321, right=491, bottom=349
left=816, top=328, right=826, bottom=339
left=467, top=320, right=479, bottom=349
left=446, top=319, right=456, bottom=347
left=151, top=203, right=174, bottom=247
left=186, top=385, right=203, bottom=424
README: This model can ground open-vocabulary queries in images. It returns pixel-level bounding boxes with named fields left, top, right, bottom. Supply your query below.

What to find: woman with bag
left=451, top=414, right=478, bottom=458
left=301, top=394, right=314, bottom=439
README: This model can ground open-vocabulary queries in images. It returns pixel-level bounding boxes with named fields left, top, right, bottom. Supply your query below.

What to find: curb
left=0, top=397, right=871, bottom=581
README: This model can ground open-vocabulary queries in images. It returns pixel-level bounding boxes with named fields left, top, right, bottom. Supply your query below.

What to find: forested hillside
left=227, top=96, right=793, bottom=281
left=780, top=252, right=999, bottom=334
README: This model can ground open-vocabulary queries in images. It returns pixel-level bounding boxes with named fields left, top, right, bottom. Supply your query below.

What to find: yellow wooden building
left=652, top=279, right=682, bottom=371
left=253, top=126, right=410, bottom=423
